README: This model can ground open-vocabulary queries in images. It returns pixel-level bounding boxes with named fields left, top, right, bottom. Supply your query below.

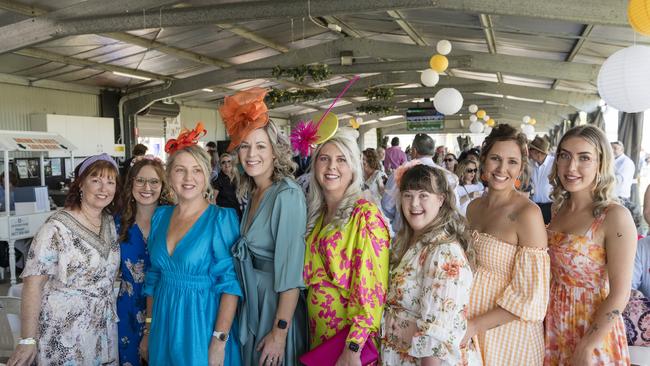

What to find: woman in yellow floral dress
left=303, top=128, right=391, bottom=365
left=381, top=163, right=478, bottom=366
left=545, top=125, right=635, bottom=365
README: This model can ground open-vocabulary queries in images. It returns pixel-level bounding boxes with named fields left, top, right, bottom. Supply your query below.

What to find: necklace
left=80, top=206, right=101, bottom=230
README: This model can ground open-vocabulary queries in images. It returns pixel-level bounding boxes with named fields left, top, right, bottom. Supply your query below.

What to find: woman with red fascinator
left=141, top=124, right=243, bottom=366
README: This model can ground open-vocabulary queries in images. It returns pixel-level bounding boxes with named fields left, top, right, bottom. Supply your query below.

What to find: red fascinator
left=219, top=88, right=269, bottom=151
left=164, top=122, right=207, bottom=155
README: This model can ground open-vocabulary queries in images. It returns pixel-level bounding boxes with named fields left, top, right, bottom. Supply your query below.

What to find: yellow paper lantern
left=629, top=0, right=650, bottom=36
left=487, top=118, right=496, bottom=127
left=313, top=112, right=339, bottom=144
left=529, top=118, right=537, bottom=125
left=429, top=54, right=449, bottom=73
left=349, top=118, right=360, bottom=129
left=476, top=109, right=486, bottom=119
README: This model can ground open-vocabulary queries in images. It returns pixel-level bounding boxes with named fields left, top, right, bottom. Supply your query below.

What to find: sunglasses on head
left=444, top=158, right=455, bottom=162
left=466, top=168, right=478, bottom=174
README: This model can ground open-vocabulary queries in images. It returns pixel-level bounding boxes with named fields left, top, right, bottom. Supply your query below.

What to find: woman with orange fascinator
left=220, top=88, right=308, bottom=366
left=141, top=123, right=243, bottom=366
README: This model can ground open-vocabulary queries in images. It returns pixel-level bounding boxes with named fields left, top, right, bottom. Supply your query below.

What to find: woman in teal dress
left=220, top=88, right=307, bottom=366
left=143, top=138, right=242, bottom=366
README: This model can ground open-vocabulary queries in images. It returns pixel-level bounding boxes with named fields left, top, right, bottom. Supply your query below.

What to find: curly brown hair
left=65, top=159, right=120, bottom=214
left=362, top=148, right=382, bottom=171
left=118, top=159, right=171, bottom=243
left=479, top=124, right=529, bottom=189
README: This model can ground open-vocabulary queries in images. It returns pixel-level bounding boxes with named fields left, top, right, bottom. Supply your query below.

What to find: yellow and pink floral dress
left=304, top=199, right=390, bottom=350
left=545, top=210, right=630, bottom=365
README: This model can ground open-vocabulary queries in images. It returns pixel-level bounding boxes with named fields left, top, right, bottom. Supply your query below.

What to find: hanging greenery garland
left=364, top=87, right=395, bottom=101
left=356, top=103, right=397, bottom=115
left=271, top=64, right=332, bottom=82
left=265, top=88, right=328, bottom=107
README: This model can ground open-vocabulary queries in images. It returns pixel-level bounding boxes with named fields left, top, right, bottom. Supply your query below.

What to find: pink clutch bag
left=299, top=326, right=379, bottom=366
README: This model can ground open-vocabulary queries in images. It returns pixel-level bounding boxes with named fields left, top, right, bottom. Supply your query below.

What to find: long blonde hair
left=219, top=152, right=240, bottom=188
left=549, top=125, right=616, bottom=218
left=391, top=164, right=472, bottom=267
left=236, top=120, right=296, bottom=199
left=306, top=136, right=364, bottom=234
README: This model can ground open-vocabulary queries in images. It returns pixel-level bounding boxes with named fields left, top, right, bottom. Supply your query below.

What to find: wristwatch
left=348, top=341, right=360, bottom=353
left=212, top=331, right=229, bottom=342
left=277, top=319, right=288, bottom=330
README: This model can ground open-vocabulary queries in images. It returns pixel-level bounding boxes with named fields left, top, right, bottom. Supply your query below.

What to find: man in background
left=383, top=137, right=407, bottom=174
left=529, top=136, right=554, bottom=224
left=611, top=141, right=635, bottom=200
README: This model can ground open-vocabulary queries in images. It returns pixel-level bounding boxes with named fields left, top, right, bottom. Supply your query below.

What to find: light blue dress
left=144, top=205, right=243, bottom=366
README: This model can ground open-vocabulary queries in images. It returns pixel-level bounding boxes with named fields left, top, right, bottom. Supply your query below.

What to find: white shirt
left=456, top=182, right=484, bottom=216
left=381, top=156, right=459, bottom=233
left=530, top=155, right=555, bottom=204
left=614, top=154, right=635, bottom=199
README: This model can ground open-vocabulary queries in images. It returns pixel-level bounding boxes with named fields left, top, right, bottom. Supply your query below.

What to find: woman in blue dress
left=116, top=156, right=169, bottom=365
left=143, top=137, right=243, bottom=366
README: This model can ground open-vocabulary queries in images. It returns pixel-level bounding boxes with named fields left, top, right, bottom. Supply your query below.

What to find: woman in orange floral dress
left=463, top=124, right=550, bottom=365
left=545, top=125, right=635, bottom=365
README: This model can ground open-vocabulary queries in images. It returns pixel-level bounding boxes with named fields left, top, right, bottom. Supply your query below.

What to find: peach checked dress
left=545, top=210, right=630, bottom=365
left=468, top=231, right=550, bottom=365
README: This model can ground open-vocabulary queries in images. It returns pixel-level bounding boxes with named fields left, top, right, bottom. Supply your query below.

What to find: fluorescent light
left=112, top=71, right=151, bottom=81
left=202, top=88, right=214, bottom=92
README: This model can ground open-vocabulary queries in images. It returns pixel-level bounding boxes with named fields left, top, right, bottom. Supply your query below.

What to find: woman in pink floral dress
left=545, top=125, right=635, bottom=365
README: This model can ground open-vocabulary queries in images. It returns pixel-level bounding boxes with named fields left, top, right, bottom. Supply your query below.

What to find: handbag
left=299, top=326, right=379, bottom=366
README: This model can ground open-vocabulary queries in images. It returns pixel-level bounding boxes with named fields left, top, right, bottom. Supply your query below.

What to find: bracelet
left=19, top=337, right=37, bottom=345
left=145, top=317, right=152, bottom=324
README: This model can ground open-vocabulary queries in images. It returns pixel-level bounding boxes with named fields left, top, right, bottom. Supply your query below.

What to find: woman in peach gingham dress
left=545, top=126, right=635, bottom=365
left=463, top=124, right=550, bottom=365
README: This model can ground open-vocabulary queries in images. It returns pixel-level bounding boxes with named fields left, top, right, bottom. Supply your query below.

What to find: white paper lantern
left=434, top=88, right=464, bottom=115
left=598, top=45, right=650, bottom=113
left=484, top=126, right=493, bottom=135
left=522, top=115, right=531, bottom=124
left=520, top=124, right=535, bottom=139
left=469, top=121, right=484, bottom=133
left=483, top=114, right=490, bottom=122
left=468, top=104, right=478, bottom=113
left=469, top=114, right=478, bottom=122
left=436, top=40, right=452, bottom=55
left=420, top=69, right=440, bottom=87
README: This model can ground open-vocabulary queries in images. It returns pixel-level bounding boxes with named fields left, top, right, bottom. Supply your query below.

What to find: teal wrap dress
left=232, top=178, right=308, bottom=365
left=144, top=205, right=243, bottom=366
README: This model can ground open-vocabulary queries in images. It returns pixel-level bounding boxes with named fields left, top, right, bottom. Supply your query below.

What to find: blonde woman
left=381, top=163, right=477, bottom=365
left=454, top=159, right=484, bottom=216
left=462, top=124, right=549, bottom=365
left=212, top=152, right=242, bottom=219
left=545, top=125, right=635, bottom=365
left=303, top=128, right=390, bottom=365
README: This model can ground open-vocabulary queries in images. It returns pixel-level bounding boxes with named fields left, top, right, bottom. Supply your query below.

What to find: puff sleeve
left=496, top=246, right=550, bottom=321
left=269, top=185, right=307, bottom=292
left=409, top=243, right=473, bottom=364
left=211, top=207, right=243, bottom=297
left=346, top=203, right=391, bottom=348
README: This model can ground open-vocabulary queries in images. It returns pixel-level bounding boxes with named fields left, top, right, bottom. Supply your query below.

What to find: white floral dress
left=22, top=210, right=120, bottom=365
left=381, top=237, right=480, bottom=366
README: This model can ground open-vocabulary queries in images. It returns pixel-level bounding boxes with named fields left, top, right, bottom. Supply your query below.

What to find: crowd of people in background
left=6, top=87, right=649, bottom=366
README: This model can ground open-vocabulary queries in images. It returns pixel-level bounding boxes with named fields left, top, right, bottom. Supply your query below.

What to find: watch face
left=277, top=320, right=288, bottom=329
left=348, top=342, right=360, bottom=352
left=218, top=333, right=227, bottom=342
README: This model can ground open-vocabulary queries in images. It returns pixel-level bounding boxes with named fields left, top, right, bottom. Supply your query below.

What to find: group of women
left=5, top=86, right=636, bottom=366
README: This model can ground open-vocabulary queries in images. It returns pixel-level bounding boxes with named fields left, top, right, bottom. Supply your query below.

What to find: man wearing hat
left=529, top=135, right=554, bottom=224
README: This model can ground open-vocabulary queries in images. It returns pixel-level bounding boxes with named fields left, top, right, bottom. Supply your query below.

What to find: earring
left=514, top=178, right=522, bottom=189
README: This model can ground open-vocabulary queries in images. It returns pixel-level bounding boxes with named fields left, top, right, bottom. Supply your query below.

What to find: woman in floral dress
left=304, top=128, right=391, bottom=365
left=116, top=157, right=169, bottom=365
left=381, top=163, right=477, bottom=366
left=545, top=125, right=635, bottom=365
left=8, top=154, right=121, bottom=366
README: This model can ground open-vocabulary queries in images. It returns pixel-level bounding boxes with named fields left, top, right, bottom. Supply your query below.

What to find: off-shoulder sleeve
left=409, top=243, right=472, bottom=364
left=270, top=184, right=307, bottom=292
left=496, top=246, right=550, bottom=321
left=143, top=206, right=168, bottom=297
left=346, top=202, right=391, bottom=348
left=22, top=219, right=62, bottom=279
left=211, top=207, right=243, bottom=297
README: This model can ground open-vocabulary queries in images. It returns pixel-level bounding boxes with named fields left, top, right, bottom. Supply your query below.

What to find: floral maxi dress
left=22, top=211, right=120, bottom=365
left=545, top=210, right=630, bottom=365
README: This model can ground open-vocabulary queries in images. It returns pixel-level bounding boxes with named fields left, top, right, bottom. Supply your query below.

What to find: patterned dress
left=381, top=237, right=478, bottom=366
left=116, top=221, right=150, bottom=366
left=304, top=199, right=390, bottom=352
left=545, top=210, right=630, bottom=365
left=22, top=210, right=120, bottom=365
left=468, top=231, right=550, bottom=365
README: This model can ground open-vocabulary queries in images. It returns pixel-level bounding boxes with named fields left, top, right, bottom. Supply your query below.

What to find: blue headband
left=77, top=153, right=118, bottom=177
